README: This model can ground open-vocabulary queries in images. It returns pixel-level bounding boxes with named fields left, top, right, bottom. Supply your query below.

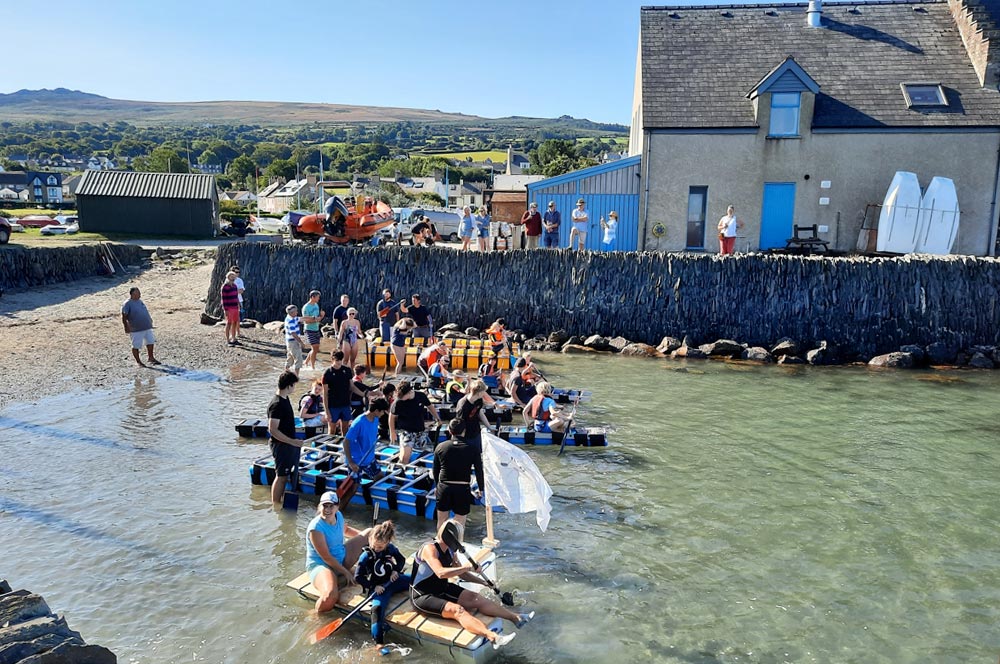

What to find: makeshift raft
left=235, top=417, right=327, bottom=439
left=496, top=425, right=608, bottom=447
left=367, top=345, right=512, bottom=371
left=375, top=335, right=521, bottom=354
left=288, top=543, right=503, bottom=663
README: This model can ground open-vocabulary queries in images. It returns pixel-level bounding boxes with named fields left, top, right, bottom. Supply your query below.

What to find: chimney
left=505, top=144, right=513, bottom=176
left=948, top=0, right=1000, bottom=87
left=807, top=0, right=822, bottom=27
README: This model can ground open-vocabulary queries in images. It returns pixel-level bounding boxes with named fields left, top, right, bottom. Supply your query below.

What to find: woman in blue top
left=475, top=206, right=490, bottom=252
left=306, top=491, right=371, bottom=613
left=458, top=206, right=475, bottom=252
left=390, top=317, right=416, bottom=376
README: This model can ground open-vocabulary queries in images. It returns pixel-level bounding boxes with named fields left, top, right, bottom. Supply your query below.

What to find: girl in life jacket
left=478, top=352, right=502, bottom=390
left=354, top=521, right=410, bottom=645
left=298, top=379, right=327, bottom=427
left=524, top=381, right=570, bottom=434
left=445, top=371, right=467, bottom=405
left=485, top=318, right=507, bottom=355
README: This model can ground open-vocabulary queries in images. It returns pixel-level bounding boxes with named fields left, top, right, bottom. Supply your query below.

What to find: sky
left=4, top=0, right=734, bottom=125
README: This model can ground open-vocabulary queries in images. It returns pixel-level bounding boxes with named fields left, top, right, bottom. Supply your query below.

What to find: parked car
left=377, top=208, right=417, bottom=245
left=0, top=216, right=11, bottom=244
left=39, top=218, right=79, bottom=235
left=420, top=209, right=462, bottom=242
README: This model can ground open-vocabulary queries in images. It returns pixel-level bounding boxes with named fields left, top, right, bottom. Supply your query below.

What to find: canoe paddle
left=441, top=524, right=515, bottom=606
left=557, top=394, right=582, bottom=457
left=309, top=591, right=377, bottom=644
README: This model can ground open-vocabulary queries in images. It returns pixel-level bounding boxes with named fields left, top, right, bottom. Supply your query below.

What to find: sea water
left=2, top=355, right=999, bottom=663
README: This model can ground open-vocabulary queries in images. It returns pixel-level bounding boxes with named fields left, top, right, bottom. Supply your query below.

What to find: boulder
left=742, top=347, right=774, bottom=363
left=464, top=327, right=479, bottom=337
left=925, top=341, right=958, bottom=365
left=806, top=341, right=838, bottom=365
left=777, top=354, right=806, bottom=365
left=607, top=336, right=631, bottom=352
left=583, top=335, right=611, bottom=351
left=320, top=324, right=337, bottom=337
left=0, top=616, right=80, bottom=647
left=672, top=345, right=707, bottom=359
left=656, top=336, right=683, bottom=354
left=547, top=329, right=569, bottom=345
left=771, top=338, right=799, bottom=357
left=199, top=313, right=220, bottom=326
left=0, top=590, right=51, bottom=626
left=238, top=319, right=259, bottom=329
left=521, top=338, right=547, bottom=352
left=868, top=352, right=915, bottom=369
left=436, top=323, right=460, bottom=333
left=542, top=342, right=563, bottom=352
left=262, top=321, right=284, bottom=332
left=563, top=335, right=584, bottom=348
left=899, top=344, right=926, bottom=365
left=955, top=351, right=970, bottom=367
left=968, top=352, right=995, bottom=369
left=620, top=343, right=663, bottom=358
left=561, top=344, right=601, bottom=354
left=18, top=642, right=117, bottom=664
left=701, top=339, right=744, bottom=357
left=0, top=633, right=84, bottom=663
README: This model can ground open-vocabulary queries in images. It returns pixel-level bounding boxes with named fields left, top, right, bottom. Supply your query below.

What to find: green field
left=429, top=150, right=509, bottom=163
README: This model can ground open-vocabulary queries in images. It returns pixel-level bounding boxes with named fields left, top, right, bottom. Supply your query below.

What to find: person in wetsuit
left=354, top=520, right=409, bottom=644
left=410, top=519, right=530, bottom=650
left=433, top=419, right=482, bottom=531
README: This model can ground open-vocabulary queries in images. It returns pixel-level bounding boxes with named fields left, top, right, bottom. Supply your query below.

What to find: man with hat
left=542, top=201, right=561, bottom=249
left=570, top=198, right=589, bottom=251
left=305, top=489, right=371, bottom=613
left=519, top=202, right=542, bottom=249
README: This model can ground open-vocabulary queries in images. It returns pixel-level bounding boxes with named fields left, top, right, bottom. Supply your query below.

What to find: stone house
left=629, top=0, right=1000, bottom=255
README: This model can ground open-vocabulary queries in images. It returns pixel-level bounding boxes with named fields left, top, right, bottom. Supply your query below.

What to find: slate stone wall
left=208, top=244, right=1000, bottom=358
left=0, top=244, right=144, bottom=290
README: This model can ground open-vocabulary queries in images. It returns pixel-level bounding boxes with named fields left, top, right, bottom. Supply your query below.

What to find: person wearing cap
left=400, top=293, right=432, bottom=340
left=445, top=370, right=468, bottom=404
left=268, top=370, right=303, bottom=504
left=301, top=290, right=325, bottom=371
left=570, top=198, right=589, bottom=251
left=542, top=201, right=561, bottom=249
left=519, top=202, right=541, bottom=250
left=600, top=210, right=619, bottom=252
left=306, top=489, right=371, bottom=613
left=336, top=306, right=363, bottom=367
left=427, top=353, right=452, bottom=390
left=410, top=519, right=528, bottom=650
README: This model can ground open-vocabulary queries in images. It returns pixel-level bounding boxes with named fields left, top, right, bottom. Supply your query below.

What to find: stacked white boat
left=877, top=171, right=961, bottom=255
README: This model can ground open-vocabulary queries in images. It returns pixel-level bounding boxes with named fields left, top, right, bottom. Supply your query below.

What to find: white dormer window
left=901, top=83, right=947, bottom=108
left=47, top=175, right=57, bottom=185
left=769, top=92, right=801, bottom=136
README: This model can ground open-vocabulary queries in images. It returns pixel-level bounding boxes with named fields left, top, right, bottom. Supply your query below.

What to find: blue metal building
left=525, top=156, right=641, bottom=251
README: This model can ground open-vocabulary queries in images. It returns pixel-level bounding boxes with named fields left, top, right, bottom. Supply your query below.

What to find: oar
left=309, top=591, right=378, bottom=644
left=441, top=524, right=515, bottom=606
left=557, top=394, right=582, bottom=457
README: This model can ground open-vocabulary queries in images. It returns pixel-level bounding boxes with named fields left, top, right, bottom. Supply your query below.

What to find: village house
left=0, top=171, right=63, bottom=204
left=629, top=0, right=1000, bottom=255
left=257, top=178, right=313, bottom=214
left=220, top=190, right=257, bottom=206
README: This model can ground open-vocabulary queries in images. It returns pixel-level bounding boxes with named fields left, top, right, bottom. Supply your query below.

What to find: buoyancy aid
left=527, top=394, right=550, bottom=421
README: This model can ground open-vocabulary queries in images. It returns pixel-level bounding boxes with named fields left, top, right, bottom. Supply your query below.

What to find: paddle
left=557, top=394, right=582, bottom=457
left=440, top=523, right=515, bottom=606
left=309, top=591, right=377, bottom=644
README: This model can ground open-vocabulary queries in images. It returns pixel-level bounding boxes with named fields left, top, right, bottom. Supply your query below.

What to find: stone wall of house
left=208, top=244, right=1000, bottom=358
left=0, top=244, right=145, bottom=290
left=948, top=0, right=1000, bottom=87
left=641, top=130, right=1000, bottom=256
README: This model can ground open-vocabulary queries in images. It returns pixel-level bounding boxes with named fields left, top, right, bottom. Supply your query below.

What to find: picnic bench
left=785, top=224, right=829, bottom=254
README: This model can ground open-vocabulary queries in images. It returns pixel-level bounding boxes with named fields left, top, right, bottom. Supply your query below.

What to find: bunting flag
left=480, top=430, right=553, bottom=532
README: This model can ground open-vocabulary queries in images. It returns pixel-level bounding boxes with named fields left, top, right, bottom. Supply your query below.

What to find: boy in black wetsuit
left=433, top=419, right=484, bottom=532
left=354, top=520, right=409, bottom=644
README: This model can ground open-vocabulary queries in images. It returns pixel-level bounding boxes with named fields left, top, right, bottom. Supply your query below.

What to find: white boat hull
left=914, top=176, right=960, bottom=255
left=876, top=171, right=921, bottom=253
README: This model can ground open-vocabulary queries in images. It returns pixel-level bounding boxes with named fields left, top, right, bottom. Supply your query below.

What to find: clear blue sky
left=4, top=0, right=735, bottom=125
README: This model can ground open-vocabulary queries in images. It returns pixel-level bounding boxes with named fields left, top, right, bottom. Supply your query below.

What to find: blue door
left=760, top=183, right=796, bottom=249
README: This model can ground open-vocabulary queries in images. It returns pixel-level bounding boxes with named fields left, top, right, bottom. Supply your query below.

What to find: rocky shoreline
left=0, top=580, right=116, bottom=663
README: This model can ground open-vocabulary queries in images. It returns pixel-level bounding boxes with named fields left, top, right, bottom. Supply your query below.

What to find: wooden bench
left=785, top=224, right=829, bottom=254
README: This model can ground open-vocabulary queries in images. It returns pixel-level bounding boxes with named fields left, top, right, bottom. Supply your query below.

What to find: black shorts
left=436, top=483, right=472, bottom=516
left=270, top=441, right=300, bottom=476
left=411, top=583, right=464, bottom=616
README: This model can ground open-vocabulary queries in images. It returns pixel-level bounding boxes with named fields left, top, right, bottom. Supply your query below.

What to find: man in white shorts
left=570, top=198, right=589, bottom=251
left=121, top=287, right=159, bottom=367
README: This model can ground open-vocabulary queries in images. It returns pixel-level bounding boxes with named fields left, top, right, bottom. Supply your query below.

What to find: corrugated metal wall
left=526, top=157, right=641, bottom=250
left=77, top=196, right=218, bottom=237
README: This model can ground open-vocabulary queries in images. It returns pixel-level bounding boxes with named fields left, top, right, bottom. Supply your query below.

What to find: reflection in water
left=1, top=356, right=1000, bottom=663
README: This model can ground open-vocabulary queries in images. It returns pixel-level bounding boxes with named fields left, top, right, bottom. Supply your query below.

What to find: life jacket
left=487, top=325, right=505, bottom=344
left=429, top=362, right=448, bottom=388
left=527, top=394, right=550, bottom=421
left=298, top=393, right=323, bottom=416
left=445, top=380, right=466, bottom=404
left=478, top=359, right=497, bottom=377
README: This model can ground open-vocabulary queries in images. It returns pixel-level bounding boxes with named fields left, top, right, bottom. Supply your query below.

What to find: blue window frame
left=769, top=92, right=800, bottom=137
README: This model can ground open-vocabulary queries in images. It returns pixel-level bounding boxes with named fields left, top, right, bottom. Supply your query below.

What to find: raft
left=367, top=345, right=511, bottom=371
left=375, top=336, right=521, bottom=354
left=288, top=542, right=503, bottom=663
left=496, top=425, right=608, bottom=447
left=235, top=417, right=327, bottom=439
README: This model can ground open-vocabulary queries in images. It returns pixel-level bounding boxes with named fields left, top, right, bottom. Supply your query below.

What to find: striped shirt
left=284, top=315, right=302, bottom=342
left=221, top=282, right=240, bottom=310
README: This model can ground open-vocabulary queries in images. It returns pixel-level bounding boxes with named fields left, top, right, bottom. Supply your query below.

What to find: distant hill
left=0, top=89, right=625, bottom=132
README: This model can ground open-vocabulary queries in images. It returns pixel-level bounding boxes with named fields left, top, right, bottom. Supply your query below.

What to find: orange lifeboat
left=289, top=196, right=395, bottom=245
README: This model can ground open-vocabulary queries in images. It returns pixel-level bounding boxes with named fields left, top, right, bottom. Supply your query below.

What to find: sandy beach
left=0, top=256, right=280, bottom=410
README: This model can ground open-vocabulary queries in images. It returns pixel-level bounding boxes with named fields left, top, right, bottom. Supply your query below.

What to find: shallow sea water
left=2, top=354, right=999, bottom=663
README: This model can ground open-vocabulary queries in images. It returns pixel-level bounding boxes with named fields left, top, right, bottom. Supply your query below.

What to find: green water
left=1, top=355, right=998, bottom=663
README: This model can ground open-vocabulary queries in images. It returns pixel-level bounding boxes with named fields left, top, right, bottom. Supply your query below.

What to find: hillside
left=0, top=89, right=623, bottom=133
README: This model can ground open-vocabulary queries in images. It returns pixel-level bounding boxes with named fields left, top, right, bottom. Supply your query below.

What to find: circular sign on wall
left=651, top=222, right=666, bottom=237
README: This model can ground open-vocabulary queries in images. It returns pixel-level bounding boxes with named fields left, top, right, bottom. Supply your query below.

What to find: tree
left=265, top=158, right=297, bottom=181
left=133, top=146, right=190, bottom=173
left=417, top=192, right=444, bottom=206
left=227, top=154, right=257, bottom=184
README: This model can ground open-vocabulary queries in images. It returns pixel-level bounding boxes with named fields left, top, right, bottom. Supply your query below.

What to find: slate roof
left=640, top=0, right=1000, bottom=129
left=76, top=171, right=217, bottom=199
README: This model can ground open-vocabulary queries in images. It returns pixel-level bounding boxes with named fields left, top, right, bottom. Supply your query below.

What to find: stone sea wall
left=0, top=244, right=145, bottom=290
left=208, top=244, right=1000, bottom=358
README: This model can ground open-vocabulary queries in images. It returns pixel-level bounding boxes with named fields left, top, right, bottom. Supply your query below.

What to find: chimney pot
left=807, top=0, right=822, bottom=27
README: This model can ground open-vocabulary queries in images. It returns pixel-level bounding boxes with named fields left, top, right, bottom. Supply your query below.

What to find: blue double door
left=760, top=183, right=796, bottom=250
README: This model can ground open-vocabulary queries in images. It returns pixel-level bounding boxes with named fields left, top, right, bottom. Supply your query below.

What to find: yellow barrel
left=374, top=336, right=521, bottom=354
left=367, top=346, right=512, bottom=371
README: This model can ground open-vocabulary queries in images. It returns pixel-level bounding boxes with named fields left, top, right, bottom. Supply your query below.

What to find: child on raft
left=354, top=520, right=410, bottom=645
